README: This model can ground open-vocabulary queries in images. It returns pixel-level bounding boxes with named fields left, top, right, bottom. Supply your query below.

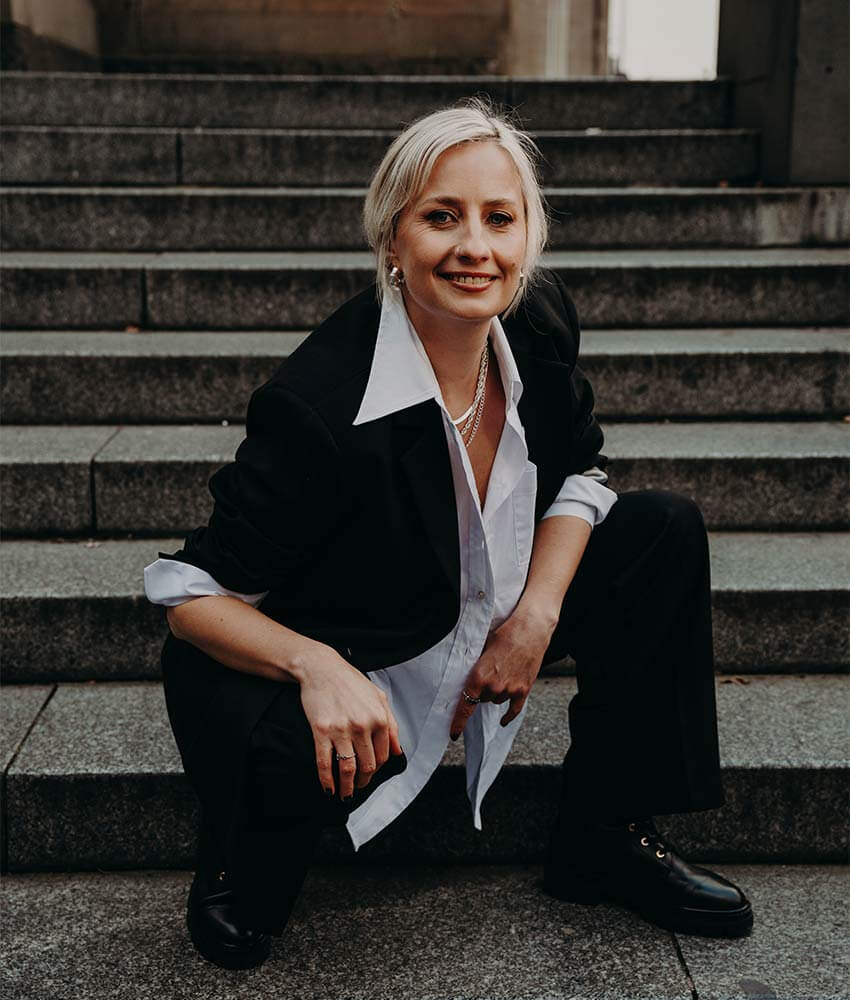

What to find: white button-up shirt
left=145, top=291, right=617, bottom=850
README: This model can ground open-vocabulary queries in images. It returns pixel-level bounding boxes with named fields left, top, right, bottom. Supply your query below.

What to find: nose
left=455, top=222, right=490, bottom=262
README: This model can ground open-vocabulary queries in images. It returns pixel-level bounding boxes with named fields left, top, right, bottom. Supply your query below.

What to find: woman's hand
left=298, top=649, right=403, bottom=800
left=450, top=605, right=558, bottom=741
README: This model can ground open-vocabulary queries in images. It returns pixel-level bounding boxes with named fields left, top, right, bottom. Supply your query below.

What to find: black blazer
left=159, top=268, right=606, bottom=858
left=161, top=268, right=606, bottom=673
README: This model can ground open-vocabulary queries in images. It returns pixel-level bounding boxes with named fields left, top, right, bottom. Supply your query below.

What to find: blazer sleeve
left=158, top=381, right=345, bottom=595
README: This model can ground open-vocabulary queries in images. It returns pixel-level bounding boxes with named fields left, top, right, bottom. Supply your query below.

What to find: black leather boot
left=543, top=815, right=753, bottom=938
left=186, top=864, right=272, bottom=970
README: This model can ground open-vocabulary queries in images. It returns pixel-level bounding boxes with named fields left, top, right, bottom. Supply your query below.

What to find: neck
left=401, top=291, right=492, bottom=400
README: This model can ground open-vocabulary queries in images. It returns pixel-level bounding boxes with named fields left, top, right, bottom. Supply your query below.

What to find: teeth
left=444, top=275, right=493, bottom=285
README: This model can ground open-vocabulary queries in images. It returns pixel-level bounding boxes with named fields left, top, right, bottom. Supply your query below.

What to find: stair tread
left=4, top=247, right=849, bottom=267
left=3, top=421, right=847, bottom=461
left=8, top=182, right=838, bottom=194
left=3, top=327, right=848, bottom=355
left=1, top=532, right=847, bottom=598
left=5, top=674, right=849, bottom=778
left=1, top=863, right=847, bottom=998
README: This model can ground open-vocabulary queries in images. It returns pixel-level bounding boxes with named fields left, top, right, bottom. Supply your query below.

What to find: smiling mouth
left=439, top=273, right=498, bottom=286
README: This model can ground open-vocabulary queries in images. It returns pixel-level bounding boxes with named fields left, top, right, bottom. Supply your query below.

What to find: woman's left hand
left=450, top=606, right=557, bottom=741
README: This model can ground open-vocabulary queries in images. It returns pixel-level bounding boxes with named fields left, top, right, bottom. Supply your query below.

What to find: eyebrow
left=420, top=195, right=520, bottom=209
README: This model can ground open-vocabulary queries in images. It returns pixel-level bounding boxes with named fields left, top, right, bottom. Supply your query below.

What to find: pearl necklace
left=451, top=341, right=489, bottom=448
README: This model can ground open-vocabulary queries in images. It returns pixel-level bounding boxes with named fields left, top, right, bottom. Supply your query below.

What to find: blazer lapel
left=394, top=400, right=460, bottom=603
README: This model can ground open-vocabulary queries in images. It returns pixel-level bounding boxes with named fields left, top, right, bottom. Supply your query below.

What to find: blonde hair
left=363, top=98, right=548, bottom=316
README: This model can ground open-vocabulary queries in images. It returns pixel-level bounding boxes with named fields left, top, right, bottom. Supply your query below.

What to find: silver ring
left=335, top=752, right=356, bottom=761
left=462, top=689, right=481, bottom=705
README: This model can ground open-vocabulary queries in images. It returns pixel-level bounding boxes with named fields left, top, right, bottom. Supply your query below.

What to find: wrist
left=511, top=599, right=561, bottom=640
left=282, top=638, right=344, bottom=686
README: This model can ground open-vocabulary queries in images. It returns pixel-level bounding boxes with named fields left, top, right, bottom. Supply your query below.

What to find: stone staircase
left=1, top=72, right=849, bottom=998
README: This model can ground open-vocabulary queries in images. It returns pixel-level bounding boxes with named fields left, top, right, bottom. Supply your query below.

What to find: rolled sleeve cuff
left=541, top=472, right=618, bottom=528
left=143, top=557, right=269, bottom=608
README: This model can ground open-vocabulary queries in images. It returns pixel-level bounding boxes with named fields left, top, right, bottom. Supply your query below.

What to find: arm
left=153, top=382, right=402, bottom=799
left=167, top=594, right=402, bottom=800
left=450, top=514, right=590, bottom=740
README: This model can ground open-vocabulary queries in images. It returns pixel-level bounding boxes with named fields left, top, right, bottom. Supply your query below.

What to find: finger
left=334, top=742, right=358, bottom=800
left=387, top=710, right=403, bottom=757
left=352, top=732, right=378, bottom=790
left=500, top=693, right=528, bottom=727
left=371, top=721, right=390, bottom=771
left=450, top=685, right=482, bottom=741
left=314, top=734, right=335, bottom=797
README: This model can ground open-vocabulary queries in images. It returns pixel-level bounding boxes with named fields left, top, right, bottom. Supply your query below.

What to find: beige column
left=508, top=0, right=608, bottom=77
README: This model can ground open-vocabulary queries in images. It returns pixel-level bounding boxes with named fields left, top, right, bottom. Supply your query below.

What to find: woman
left=145, top=100, right=753, bottom=970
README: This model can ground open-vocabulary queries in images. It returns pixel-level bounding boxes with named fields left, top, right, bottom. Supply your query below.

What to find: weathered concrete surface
left=708, top=532, right=850, bottom=672
left=2, top=248, right=848, bottom=329
left=0, top=865, right=695, bottom=1000
left=604, top=421, right=850, bottom=529
left=0, top=72, right=731, bottom=129
left=0, top=251, right=148, bottom=329
left=0, top=331, right=304, bottom=424
left=0, top=685, right=52, bottom=871
left=180, top=128, right=758, bottom=187
left=0, top=126, right=757, bottom=186
left=680, top=864, right=850, bottom=1000
left=2, top=328, right=847, bottom=423
left=4, top=186, right=847, bottom=252
left=5, top=676, right=847, bottom=870
left=581, top=327, right=850, bottom=419
left=1, top=534, right=846, bottom=682
left=92, top=424, right=244, bottom=534
left=52, top=419, right=849, bottom=533
left=0, top=686, right=52, bottom=772
left=0, top=126, right=177, bottom=184
left=0, top=426, right=117, bottom=535
left=0, top=539, right=170, bottom=684
left=5, top=682, right=194, bottom=870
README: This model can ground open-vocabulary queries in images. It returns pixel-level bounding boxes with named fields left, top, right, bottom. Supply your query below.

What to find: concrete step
left=0, top=125, right=759, bottom=187
left=3, top=864, right=848, bottom=999
left=3, top=674, right=847, bottom=871
left=2, top=249, right=848, bottom=330
left=3, top=329, right=848, bottom=424
left=0, top=72, right=733, bottom=129
left=2, top=421, right=846, bottom=536
left=1, top=534, right=847, bottom=683
left=4, top=185, right=849, bottom=251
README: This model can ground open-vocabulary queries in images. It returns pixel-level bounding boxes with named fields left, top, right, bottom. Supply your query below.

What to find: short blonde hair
left=363, top=98, right=548, bottom=316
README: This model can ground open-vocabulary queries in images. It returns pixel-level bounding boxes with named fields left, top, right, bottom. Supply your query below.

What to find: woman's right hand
left=298, top=650, right=403, bottom=800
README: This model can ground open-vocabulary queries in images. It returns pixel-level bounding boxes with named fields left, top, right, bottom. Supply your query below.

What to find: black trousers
left=224, top=489, right=725, bottom=933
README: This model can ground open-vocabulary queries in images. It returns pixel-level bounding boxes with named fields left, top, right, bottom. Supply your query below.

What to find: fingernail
left=450, top=732, right=459, bottom=742
left=324, top=788, right=333, bottom=797
left=343, top=795, right=353, bottom=802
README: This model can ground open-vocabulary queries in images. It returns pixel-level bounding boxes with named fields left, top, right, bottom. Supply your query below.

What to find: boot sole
left=541, top=874, right=754, bottom=939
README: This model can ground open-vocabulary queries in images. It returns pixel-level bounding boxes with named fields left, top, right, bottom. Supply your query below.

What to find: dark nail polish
left=450, top=732, right=459, bottom=742
left=324, top=788, right=333, bottom=797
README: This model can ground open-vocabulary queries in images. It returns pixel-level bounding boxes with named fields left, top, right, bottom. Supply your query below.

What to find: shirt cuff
left=143, top=558, right=269, bottom=608
left=541, top=471, right=618, bottom=527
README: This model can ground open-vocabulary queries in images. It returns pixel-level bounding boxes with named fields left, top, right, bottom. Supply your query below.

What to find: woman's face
left=390, top=141, right=527, bottom=335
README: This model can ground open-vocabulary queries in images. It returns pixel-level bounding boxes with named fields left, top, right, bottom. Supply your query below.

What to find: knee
left=643, top=490, right=708, bottom=554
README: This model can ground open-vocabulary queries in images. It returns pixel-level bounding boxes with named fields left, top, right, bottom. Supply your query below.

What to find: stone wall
left=1, top=0, right=608, bottom=76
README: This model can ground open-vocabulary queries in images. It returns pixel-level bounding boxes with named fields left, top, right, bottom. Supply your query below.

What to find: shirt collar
left=353, top=290, right=523, bottom=426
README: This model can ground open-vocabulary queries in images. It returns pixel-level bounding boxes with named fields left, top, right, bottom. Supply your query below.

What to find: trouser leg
left=544, top=489, right=724, bottom=824
left=229, top=682, right=345, bottom=936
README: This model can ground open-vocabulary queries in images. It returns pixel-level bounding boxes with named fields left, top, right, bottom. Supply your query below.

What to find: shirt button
left=477, top=590, right=486, bottom=600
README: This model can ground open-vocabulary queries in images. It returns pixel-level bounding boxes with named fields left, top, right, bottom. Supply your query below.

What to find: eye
left=426, top=210, right=456, bottom=226
left=489, top=212, right=514, bottom=227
